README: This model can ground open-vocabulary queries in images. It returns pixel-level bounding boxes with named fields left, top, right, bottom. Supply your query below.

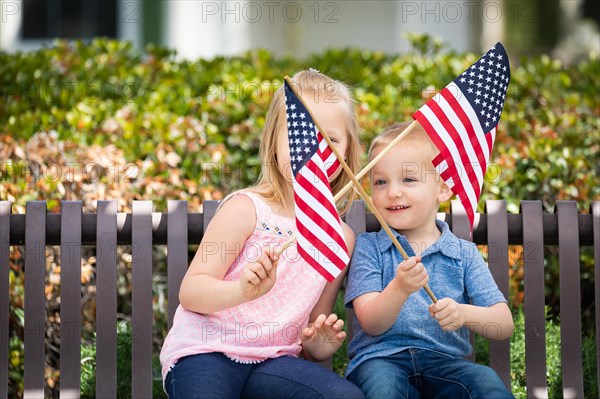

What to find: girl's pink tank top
left=160, top=191, right=327, bottom=380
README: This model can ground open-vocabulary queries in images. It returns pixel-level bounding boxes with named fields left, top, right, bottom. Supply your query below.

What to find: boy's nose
left=388, top=184, right=403, bottom=199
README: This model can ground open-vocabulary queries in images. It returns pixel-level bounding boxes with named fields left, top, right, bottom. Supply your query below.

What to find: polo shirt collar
left=376, top=219, right=462, bottom=260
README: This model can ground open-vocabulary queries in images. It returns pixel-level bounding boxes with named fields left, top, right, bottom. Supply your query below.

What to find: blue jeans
left=165, top=352, right=365, bottom=399
left=347, top=348, right=514, bottom=399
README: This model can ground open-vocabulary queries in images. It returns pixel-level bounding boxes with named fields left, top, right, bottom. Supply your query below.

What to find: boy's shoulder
left=355, top=230, right=383, bottom=245
left=439, top=225, right=482, bottom=266
left=408, top=220, right=480, bottom=263
left=353, top=230, right=384, bottom=255
left=444, top=227, right=476, bottom=248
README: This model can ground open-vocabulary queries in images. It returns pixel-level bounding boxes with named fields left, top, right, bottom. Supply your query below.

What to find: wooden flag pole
left=276, top=235, right=296, bottom=257
left=284, top=77, right=437, bottom=303
left=333, top=120, right=419, bottom=203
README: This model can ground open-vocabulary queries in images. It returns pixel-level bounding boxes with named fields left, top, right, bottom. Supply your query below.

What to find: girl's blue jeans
left=165, top=352, right=365, bottom=399
left=347, top=348, right=515, bottom=399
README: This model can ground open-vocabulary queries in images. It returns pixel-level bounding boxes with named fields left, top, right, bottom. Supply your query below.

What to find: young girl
left=160, top=70, right=365, bottom=399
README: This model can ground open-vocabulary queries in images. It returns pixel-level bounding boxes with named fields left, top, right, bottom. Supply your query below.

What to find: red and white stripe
left=319, top=136, right=341, bottom=179
left=293, top=130, right=349, bottom=282
left=414, top=82, right=497, bottom=227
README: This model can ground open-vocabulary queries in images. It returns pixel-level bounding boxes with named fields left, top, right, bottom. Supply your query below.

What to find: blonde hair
left=368, top=121, right=439, bottom=164
left=248, top=70, right=361, bottom=215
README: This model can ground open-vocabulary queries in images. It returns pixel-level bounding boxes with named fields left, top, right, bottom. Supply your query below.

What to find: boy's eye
left=403, top=177, right=417, bottom=183
left=373, top=179, right=386, bottom=186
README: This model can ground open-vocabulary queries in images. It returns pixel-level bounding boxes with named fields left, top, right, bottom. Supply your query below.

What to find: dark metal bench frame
left=1, top=199, right=598, bottom=398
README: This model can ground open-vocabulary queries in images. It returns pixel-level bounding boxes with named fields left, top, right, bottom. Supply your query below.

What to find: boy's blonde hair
left=251, top=70, right=361, bottom=215
left=368, top=121, right=439, bottom=164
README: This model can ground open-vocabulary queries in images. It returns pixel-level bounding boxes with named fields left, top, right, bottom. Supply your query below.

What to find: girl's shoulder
left=209, top=193, right=257, bottom=238
left=219, top=191, right=256, bottom=210
left=214, top=190, right=276, bottom=228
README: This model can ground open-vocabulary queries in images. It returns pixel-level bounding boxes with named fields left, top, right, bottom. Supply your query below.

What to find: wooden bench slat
left=485, top=200, right=511, bottom=389
left=521, top=201, right=548, bottom=399
left=0, top=202, right=10, bottom=399
left=202, top=201, right=220, bottom=233
left=591, top=201, right=600, bottom=399
left=450, top=200, right=472, bottom=241
left=96, top=200, right=118, bottom=398
left=131, top=201, right=154, bottom=399
left=342, top=200, right=367, bottom=346
left=167, top=201, right=189, bottom=330
left=345, top=200, right=367, bottom=237
left=24, top=201, right=46, bottom=399
left=59, top=201, right=82, bottom=399
left=450, top=200, right=475, bottom=362
left=556, top=201, right=584, bottom=398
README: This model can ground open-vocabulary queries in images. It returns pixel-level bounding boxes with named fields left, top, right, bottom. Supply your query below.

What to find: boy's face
left=370, top=143, right=452, bottom=234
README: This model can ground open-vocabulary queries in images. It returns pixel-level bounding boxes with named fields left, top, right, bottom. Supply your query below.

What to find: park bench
left=0, top=199, right=598, bottom=398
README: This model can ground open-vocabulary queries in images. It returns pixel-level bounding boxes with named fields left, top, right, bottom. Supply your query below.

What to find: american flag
left=284, top=80, right=349, bottom=282
left=413, top=42, right=510, bottom=229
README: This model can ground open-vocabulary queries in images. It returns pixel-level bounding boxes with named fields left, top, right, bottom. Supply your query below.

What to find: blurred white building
left=1, top=0, right=598, bottom=59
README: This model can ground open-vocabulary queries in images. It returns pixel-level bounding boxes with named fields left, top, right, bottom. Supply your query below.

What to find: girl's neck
left=253, top=184, right=295, bottom=219
left=279, top=187, right=296, bottom=217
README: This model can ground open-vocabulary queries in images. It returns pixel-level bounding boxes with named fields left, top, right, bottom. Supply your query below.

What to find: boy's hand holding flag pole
left=334, top=43, right=510, bottom=231
left=284, top=76, right=439, bottom=303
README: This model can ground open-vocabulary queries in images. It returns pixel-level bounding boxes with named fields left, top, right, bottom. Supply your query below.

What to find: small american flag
left=413, top=42, right=510, bottom=229
left=284, top=80, right=349, bottom=282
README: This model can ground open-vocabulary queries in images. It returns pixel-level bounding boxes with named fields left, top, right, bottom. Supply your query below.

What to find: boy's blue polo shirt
left=344, top=220, right=506, bottom=378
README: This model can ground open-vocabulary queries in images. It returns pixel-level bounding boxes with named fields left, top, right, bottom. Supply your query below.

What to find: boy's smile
left=386, top=205, right=410, bottom=211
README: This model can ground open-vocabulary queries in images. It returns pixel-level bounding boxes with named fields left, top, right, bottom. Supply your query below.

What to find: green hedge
left=1, top=36, right=598, bottom=212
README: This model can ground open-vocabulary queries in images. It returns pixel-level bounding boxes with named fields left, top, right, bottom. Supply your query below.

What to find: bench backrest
left=0, top=199, right=598, bottom=399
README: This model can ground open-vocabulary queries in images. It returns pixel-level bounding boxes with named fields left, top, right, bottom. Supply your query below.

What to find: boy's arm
left=352, top=283, right=409, bottom=336
left=428, top=240, right=514, bottom=341
left=429, top=299, right=514, bottom=341
left=354, top=256, right=427, bottom=336
left=461, top=302, right=514, bottom=340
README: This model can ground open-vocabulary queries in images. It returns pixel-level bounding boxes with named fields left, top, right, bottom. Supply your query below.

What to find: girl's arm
left=301, top=223, right=354, bottom=362
left=179, top=194, right=271, bottom=314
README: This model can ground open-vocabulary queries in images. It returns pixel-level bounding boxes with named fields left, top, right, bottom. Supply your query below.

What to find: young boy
left=345, top=122, right=515, bottom=399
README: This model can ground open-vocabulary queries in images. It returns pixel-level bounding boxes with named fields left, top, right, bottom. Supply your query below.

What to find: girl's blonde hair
left=248, top=70, right=361, bottom=215
left=368, top=121, right=439, bottom=163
